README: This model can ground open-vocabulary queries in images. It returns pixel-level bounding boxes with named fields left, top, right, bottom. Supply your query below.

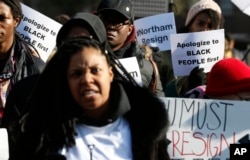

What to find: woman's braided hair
left=19, top=37, right=139, bottom=154
left=57, top=36, right=138, bottom=86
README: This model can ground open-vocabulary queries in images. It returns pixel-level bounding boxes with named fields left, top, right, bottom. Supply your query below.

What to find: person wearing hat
left=46, top=12, right=108, bottom=62
left=56, top=12, right=107, bottom=47
left=165, top=0, right=224, bottom=97
left=181, top=0, right=224, bottom=33
left=206, top=58, right=250, bottom=100
left=185, top=58, right=250, bottom=100
left=96, top=0, right=165, bottom=97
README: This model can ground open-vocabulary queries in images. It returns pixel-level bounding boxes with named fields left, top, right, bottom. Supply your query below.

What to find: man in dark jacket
left=96, top=0, right=165, bottom=97
left=0, top=0, right=45, bottom=122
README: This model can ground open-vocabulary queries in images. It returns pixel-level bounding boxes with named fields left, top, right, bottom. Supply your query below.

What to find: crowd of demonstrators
left=1, top=11, right=116, bottom=157
left=185, top=58, right=250, bottom=101
left=1, top=1, right=170, bottom=159
left=0, top=0, right=45, bottom=124
left=1, top=0, right=250, bottom=159
left=174, top=0, right=250, bottom=100
left=164, top=0, right=224, bottom=98
left=10, top=36, right=170, bottom=160
left=96, top=0, right=165, bottom=97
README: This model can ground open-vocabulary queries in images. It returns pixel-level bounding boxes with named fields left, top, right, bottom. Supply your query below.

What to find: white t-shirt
left=60, top=117, right=132, bottom=160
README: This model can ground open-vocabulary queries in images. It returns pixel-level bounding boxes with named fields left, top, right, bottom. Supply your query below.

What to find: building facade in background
left=131, top=0, right=169, bottom=18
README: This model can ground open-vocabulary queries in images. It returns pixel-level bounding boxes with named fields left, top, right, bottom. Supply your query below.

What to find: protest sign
left=170, top=29, right=224, bottom=76
left=117, top=57, right=142, bottom=86
left=0, top=128, right=9, bottom=160
left=160, top=97, right=250, bottom=160
left=16, top=3, right=62, bottom=62
left=134, top=12, right=176, bottom=51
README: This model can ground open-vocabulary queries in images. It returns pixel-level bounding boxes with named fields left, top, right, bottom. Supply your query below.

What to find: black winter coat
left=114, top=41, right=165, bottom=97
left=8, top=80, right=170, bottom=160
left=0, top=35, right=45, bottom=155
left=1, top=35, right=45, bottom=125
left=12, top=35, right=45, bottom=84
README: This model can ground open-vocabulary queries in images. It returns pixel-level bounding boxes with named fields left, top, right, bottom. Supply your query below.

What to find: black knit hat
left=56, top=12, right=107, bottom=48
left=97, top=0, right=134, bottom=21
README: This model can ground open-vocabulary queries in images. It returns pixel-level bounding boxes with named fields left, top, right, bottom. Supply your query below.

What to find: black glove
left=187, top=66, right=206, bottom=91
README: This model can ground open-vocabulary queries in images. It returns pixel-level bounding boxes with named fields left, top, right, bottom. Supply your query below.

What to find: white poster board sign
left=170, top=29, right=224, bottom=76
left=0, top=128, right=9, bottom=160
left=117, top=57, right=142, bottom=86
left=160, top=97, right=250, bottom=160
left=16, top=3, right=62, bottom=62
left=134, top=12, right=176, bottom=51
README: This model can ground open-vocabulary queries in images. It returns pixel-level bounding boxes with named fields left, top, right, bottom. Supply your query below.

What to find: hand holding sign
left=187, top=66, right=206, bottom=91
left=161, top=97, right=250, bottom=160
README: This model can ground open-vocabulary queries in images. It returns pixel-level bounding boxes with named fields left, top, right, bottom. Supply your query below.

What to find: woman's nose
left=80, top=72, right=93, bottom=84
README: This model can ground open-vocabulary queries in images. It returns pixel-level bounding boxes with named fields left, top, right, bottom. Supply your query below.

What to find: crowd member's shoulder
left=164, top=76, right=187, bottom=97
left=117, top=78, right=165, bottom=108
left=25, top=43, right=46, bottom=72
left=115, top=78, right=169, bottom=135
left=115, top=78, right=152, bottom=98
left=15, top=34, right=46, bottom=70
left=131, top=40, right=142, bottom=52
left=133, top=44, right=151, bottom=63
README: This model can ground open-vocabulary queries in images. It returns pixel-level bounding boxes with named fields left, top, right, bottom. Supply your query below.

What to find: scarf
left=0, top=47, right=15, bottom=118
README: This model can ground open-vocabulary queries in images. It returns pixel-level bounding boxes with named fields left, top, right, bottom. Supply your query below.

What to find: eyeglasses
left=98, top=14, right=131, bottom=30
left=235, top=93, right=250, bottom=101
left=103, top=20, right=131, bottom=31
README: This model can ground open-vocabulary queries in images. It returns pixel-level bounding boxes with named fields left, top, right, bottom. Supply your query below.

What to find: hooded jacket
left=56, top=12, right=107, bottom=48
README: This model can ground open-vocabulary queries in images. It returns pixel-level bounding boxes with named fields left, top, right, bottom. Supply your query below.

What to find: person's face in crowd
left=214, top=91, right=250, bottom=101
left=99, top=12, right=133, bottom=51
left=224, top=38, right=233, bottom=58
left=67, top=47, right=114, bottom=118
left=0, top=1, right=20, bottom=44
left=67, top=26, right=91, bottom=38
left=189, top=12, right=217, bottom=32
